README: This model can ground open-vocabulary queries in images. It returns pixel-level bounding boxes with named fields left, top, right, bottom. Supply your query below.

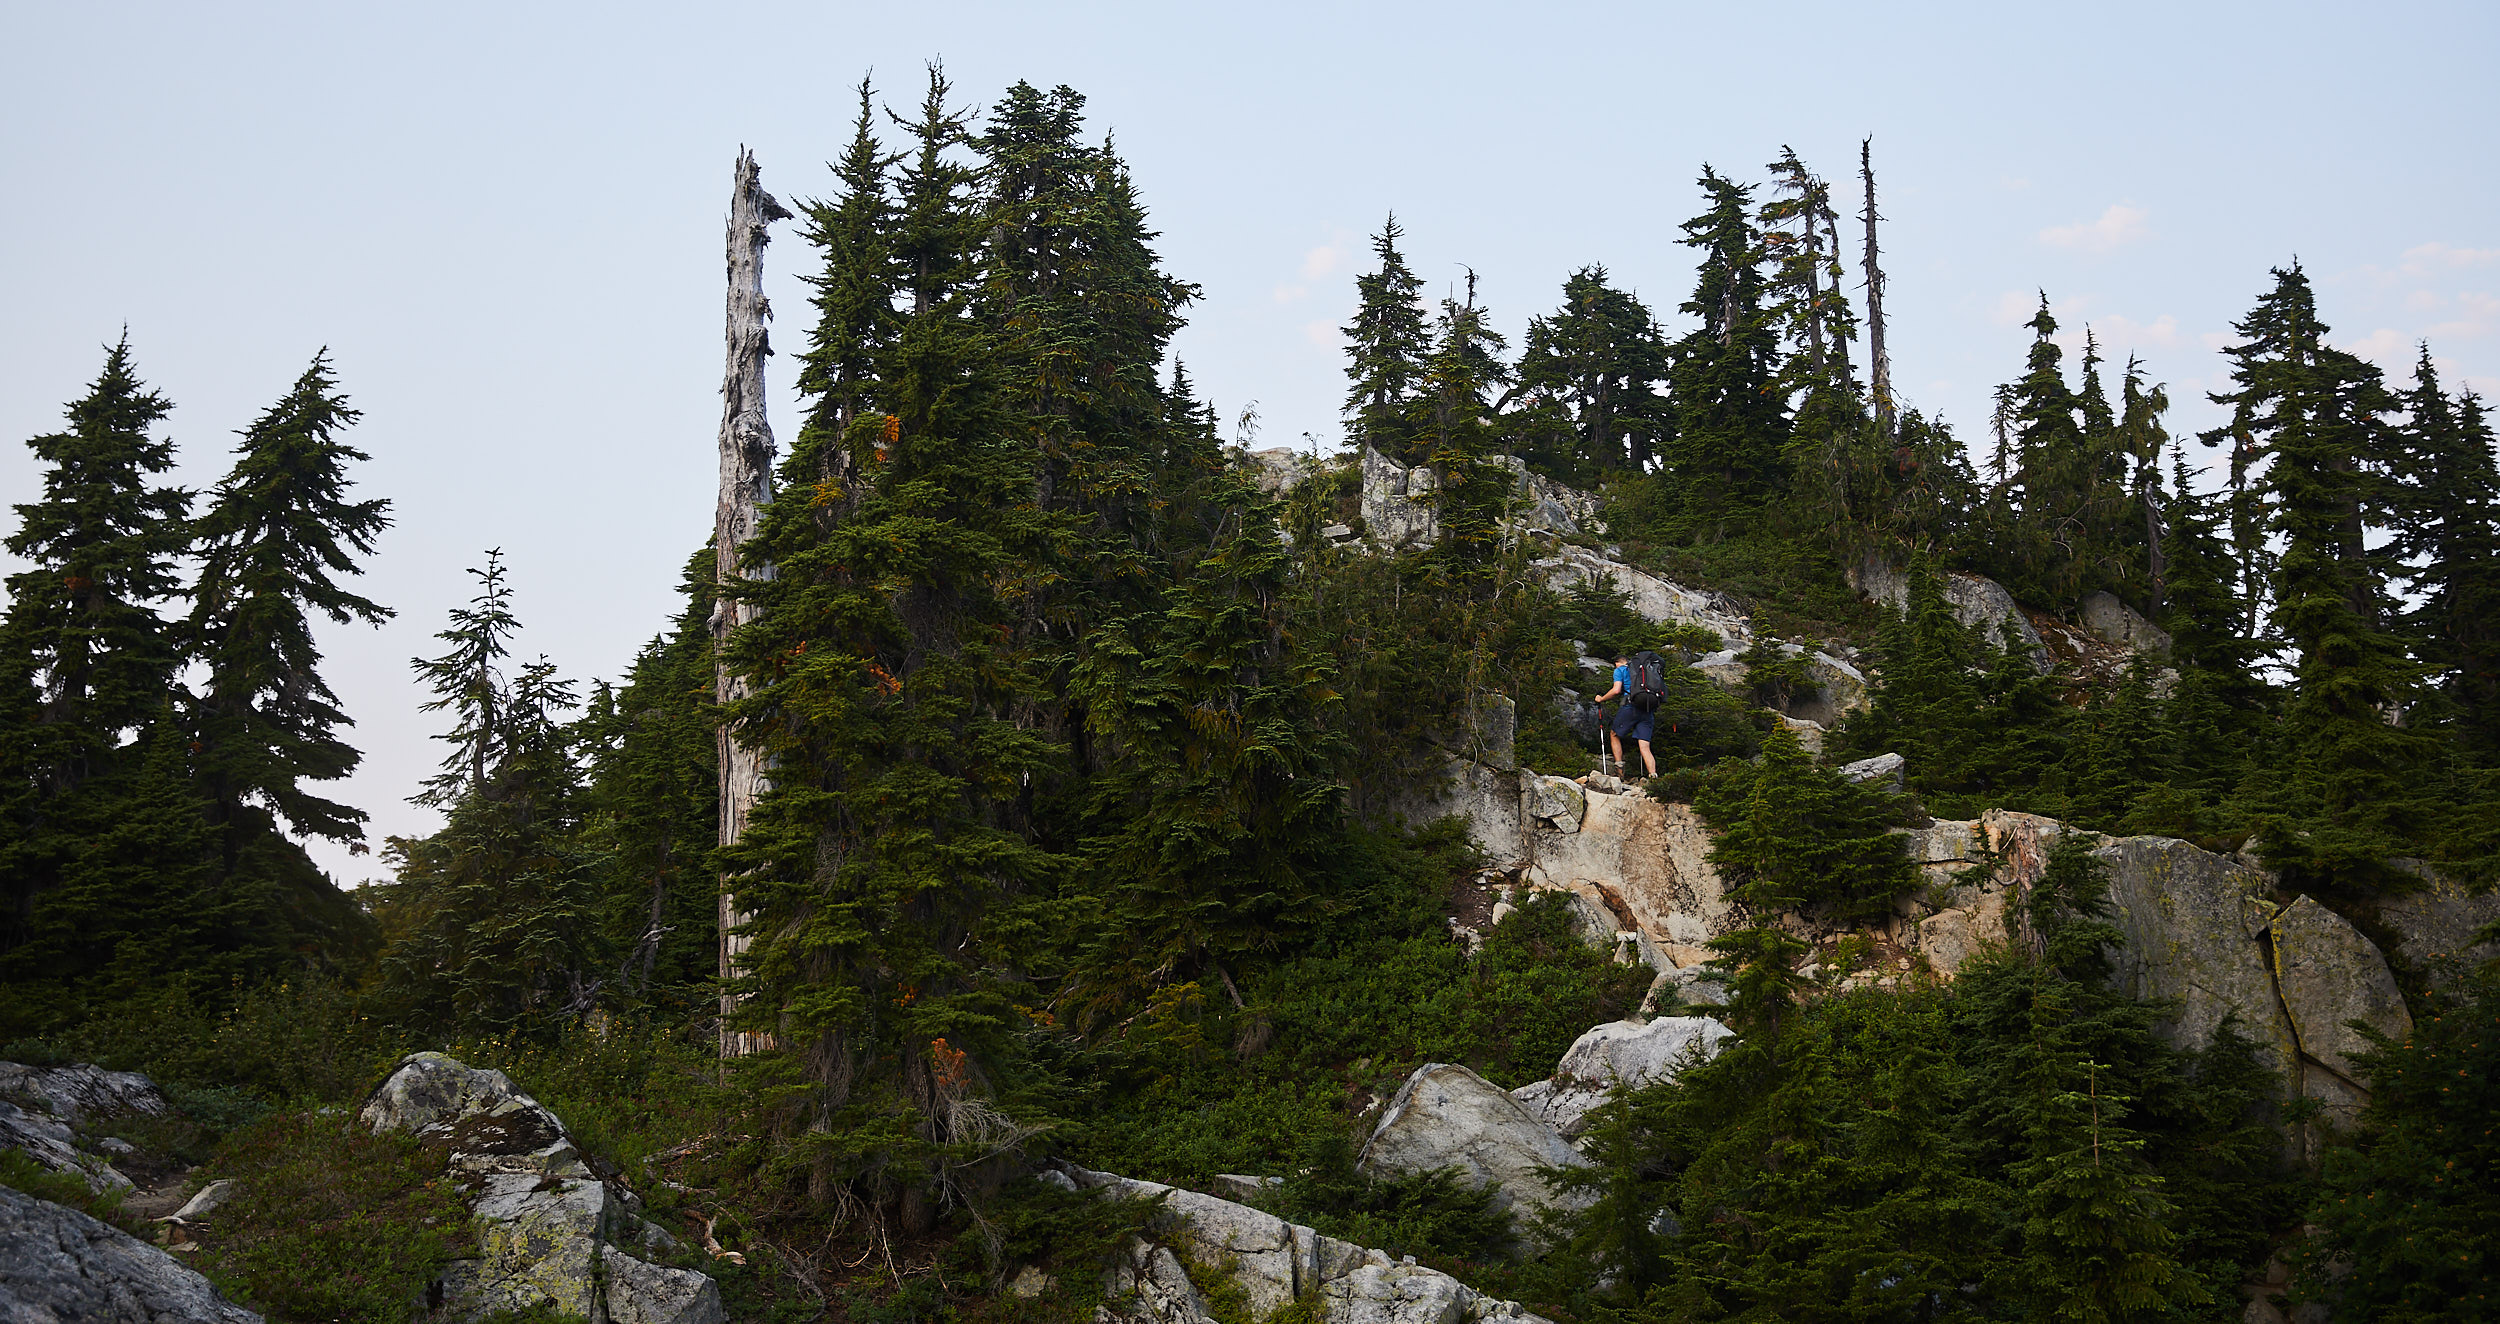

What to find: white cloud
left=1273, top=236, right=1353, bottom=305
left=2085, top=313, right=2182, bottom=352
left=2399, top=241, right=2500, bottom=275
left=1991, top=289, right=2044, bottom=326
left=1302, top=318, right=1339, bottom=349
left=2039, top=204, right=2150, bottom=253
left=2339, top=327, right=2412, bottom=369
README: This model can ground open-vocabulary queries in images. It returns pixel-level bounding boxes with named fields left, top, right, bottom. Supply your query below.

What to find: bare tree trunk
left=716, top=148, right=790, bottom=1058
left=1860, top=137, right=1893, bottom=438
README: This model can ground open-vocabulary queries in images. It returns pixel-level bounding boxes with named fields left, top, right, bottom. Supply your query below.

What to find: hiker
left=1593, top=651, right=1662, bottom=778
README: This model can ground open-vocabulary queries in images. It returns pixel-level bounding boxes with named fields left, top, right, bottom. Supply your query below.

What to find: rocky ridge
left=360, top=1052, right=724, bottom=1324
left=0, top=1182, right=261, bottom=1323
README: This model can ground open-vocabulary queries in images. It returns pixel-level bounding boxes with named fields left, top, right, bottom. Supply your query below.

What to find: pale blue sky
left=5, top=1, right=2494, bottom=881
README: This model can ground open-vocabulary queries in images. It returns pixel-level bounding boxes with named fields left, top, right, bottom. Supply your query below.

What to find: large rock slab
left=1362, top=446, right=1440, bottom=547
left=1071, top=1166, right=1550, bottom=1324
left=2376, top=863, right=2500, bottom=987
left=0, top=1183, right=260, bottom=1322
left=1513, top=1018, right=1732, bottom=1136
left=1358, top=1064, right=1591, bottom=1229
left=1392, top=756, right=1523, bottom=865
left=0, top=1099, right=131, bottom=1197
left=1529, top=791, right=1733, bottom=949
left=2271, top=896, right=2412, bottom=1086
left=363, top=1053, right=719, bottom=1324
left=1849, top=555, right=2049, bottom=669
left=2079, top=591, right=2172, bottom=657
left=1532, top=543, right=1751, bottom=645
left=0, top=1063, right=169, bottom=1125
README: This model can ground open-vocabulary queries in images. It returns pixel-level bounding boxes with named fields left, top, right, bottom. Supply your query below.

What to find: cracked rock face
left=1513, top=1017, right=1732, bottom=1136
left=0, top=1183, right=261, bottom=1323
left=362, top=1053, right=720, bottom=1324
left=1073, top=1166, right=1552, bottom=1324
left=2270, top=896, right=2412, bottom=1088
left=1357, top=1064, right=1592, bottom=1232
left=0, top=1063, right=169, bottom=1126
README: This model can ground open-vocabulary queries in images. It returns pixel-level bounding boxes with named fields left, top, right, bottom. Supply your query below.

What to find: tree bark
left=715, top=148, right=790, bottom=1058
left=1860, top=137, right=1893, bottom=438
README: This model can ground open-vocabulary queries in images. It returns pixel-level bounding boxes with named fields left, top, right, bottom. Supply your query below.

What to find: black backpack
left=1627, top=650, right=1670, bottom=712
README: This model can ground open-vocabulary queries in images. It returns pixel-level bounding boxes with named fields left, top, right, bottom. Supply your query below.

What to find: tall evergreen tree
left=1512, top=265, right=1668, bottom=480
left=185, top=351, right=394, bottom=855
left=1664, top=167, right=1787, bottom=534
left=790, top=76, right=902, bottom=496
left=1, top=337, right=191, bottom=798
left=724, top=66, right=1071, bottom=1228
left=2392, top=350, right=2500, bottom=763
left=1342, top=216, right=1432, bottom=464
left=2203, top=265, right=2435, bottom=889
left=574, top=548, right=720, bottom=1008
left=382, top=624, right=592, bottom=1035
left=1, top=338, right=194, bottom=996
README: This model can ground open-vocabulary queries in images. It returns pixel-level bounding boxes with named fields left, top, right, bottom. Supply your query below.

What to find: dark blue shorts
left=1612, top=702, right=1655, bottom=744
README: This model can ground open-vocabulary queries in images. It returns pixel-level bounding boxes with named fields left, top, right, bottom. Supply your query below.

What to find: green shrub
left=191, top=1111, right=472, bottom=1323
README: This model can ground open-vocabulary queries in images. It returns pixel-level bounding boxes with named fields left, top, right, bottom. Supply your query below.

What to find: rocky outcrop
left=1361, top=446, right=1442, bottom=547
left=1071, top=1165, right=1551, bottom=1324
left=1551, top=686, right=1604, bottom=744
left=1848, top=555, right=2049, bottom=669
left=1533, top=545, right=1751, bottom=645
left=2271, top=897, right=2412, bottom=1088
left=0, top=1063, right=158, bottom=1197
left=0, top=1183, right=261, bottom=1322
left=0, top=1063, right=169, bottom=1125
left=1237, top=446, right=1315, bottom=496
left=1770, top=712, right=1828, bottom=755
left=1691, top=646, right=1870, bottom=728
left=1510, top=1018, right=1733, bottom=1136
left=1837, top=752, right=1905, bottom=792
left=2376, top=862, right=2500, bottom=987
left=1528, top=788, right=1731, bottom=952
left=0, top=1098, right=132, bottom=1197
left=1357, top=1064, right=1592, bottom=1228
left=2079, top=591, right=2172, bottom=657
left=1392, top=755, right=1525, bottom=864
left=362, top=1053, right=720, bottom=1324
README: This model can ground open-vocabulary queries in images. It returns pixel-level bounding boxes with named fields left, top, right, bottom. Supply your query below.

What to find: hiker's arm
left=1595, top=681, right=1623, bottom=703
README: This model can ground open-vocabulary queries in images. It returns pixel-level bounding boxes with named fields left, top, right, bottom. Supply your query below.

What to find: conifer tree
left=1342, top=217, right=1431, bottom=463
left=2393, top=351, right=2500, bottom=763
left=1985, top=837, right=2201, bottom=1323
left=1, top=339, right=194, bottom=993
left=790, top=77, right=901, bottom=494
left=1664, top=167, right=1787, bottom=533
left=1512, top=266, right=1668, bottom=479
left=186, top=351, right=394, bottom=855
left=2204, top=265, right=2435, bottom=887
left=1844, top=555, right=1981, bottom=793
left=1416, top=277, right=1514, bottom=574
left=1, top=337, right=191, bottom=798
left=575, top=548, right=720, bottom=1007
left=1066, top=365, right=1347, bottom=1008
left=1700, top=723, right=1911, bottom=926
left=380, top=554, right=595, bottom=1033
left=978, top=79, right=1193, bottom=531
left=1987, top=301, right=2138, bottom=604
left=724, top=66, right=1069, bottom=1226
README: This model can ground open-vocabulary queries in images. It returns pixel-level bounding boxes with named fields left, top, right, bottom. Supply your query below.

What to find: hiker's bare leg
left=1608, top=729, right=1624, bottom=771
left=1637, top=739, right=1658, bottom=778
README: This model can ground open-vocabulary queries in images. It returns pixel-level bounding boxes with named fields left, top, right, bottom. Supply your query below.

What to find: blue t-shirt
left=1613, top=663, right=1629, bottom=692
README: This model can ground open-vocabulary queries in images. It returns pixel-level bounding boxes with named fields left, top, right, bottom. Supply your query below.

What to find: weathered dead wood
left=1859, top=136, right=1893, bottom=438
left=716, top=147, right=790, bottom=1057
